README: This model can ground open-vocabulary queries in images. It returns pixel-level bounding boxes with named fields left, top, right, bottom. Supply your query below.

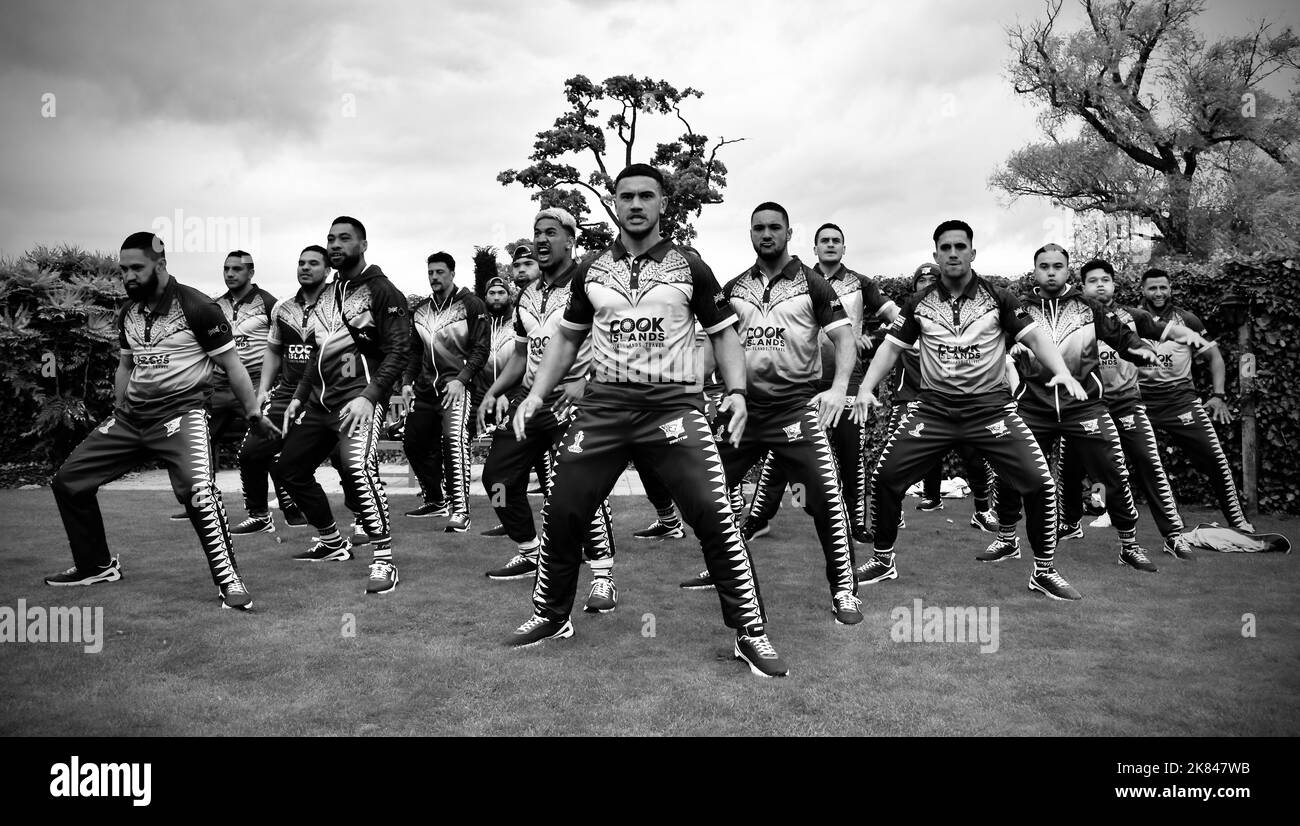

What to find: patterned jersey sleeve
left=994, top=286, right=1036, bottom=342
left=513, top=304, right=528, bottom=344
left=266, top=298, right=289, bottom=353
left=808, top=271, right=850, bottom=332
left=857, top=274, right=898, bottom=321
left=117, top=304, right=131, bottom=355
left=188, top=298, right=235, bottom=356
left=560, top=260, right=595, bottom=332
left=688, top=256, right=737, bottom=334
left=884, top=292, right=922, bottom=349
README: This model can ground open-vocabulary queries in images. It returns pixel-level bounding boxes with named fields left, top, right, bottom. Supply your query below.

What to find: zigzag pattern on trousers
left=1132, top=405, right=1183, bottom=535
left=867, top=404, right=912, bottom=534
left=444, top=393, right=472, bottom=514
left=802, top=407, right=855, bottom=595
left=1190, top=402, right=1250, bottom=529
left=1007, top=411, right=1057, bottom=562
left=693, top=411, right=764, bottom=628
left=349, top=409, right=391, bottom=542
left=188, top=410, right=239, bottom=586
left=1100, top=412, right=1140, bottom=530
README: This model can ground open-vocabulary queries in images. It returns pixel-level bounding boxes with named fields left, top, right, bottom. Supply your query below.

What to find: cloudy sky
left=2, top=0, right=1295, bottom=299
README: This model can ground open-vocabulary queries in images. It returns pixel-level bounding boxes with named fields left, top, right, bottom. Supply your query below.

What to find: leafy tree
left=498, top=74, right=743, bottom=251
left=991, top=0, right=1299, bottom=256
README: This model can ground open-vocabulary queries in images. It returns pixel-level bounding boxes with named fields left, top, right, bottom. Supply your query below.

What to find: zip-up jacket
left=402, top=286, right=489, bottom=402
left=1011, top=284, right=1149, bottom=421
left=294, top=265, right=409, bottom=412
left=475, top=303, right=517, bottom=398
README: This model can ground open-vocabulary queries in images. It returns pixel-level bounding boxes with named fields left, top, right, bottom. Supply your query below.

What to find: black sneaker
left=445, top=512, right=471, bottom=533
left=583, top=576, right=617, bottom=613
left=633, top=520, right=685, bottom=540
left=1029, top=566, right=1083, bottom=600
left=406, top=501, right=450, bottom=518
left=1119, top=545, right=1158, bottom=573
left=832, top=591, right=864, bottom=625
left=293, top=539, right=353, bottom=562
left=970, top=510, right=999, bottom=533
left=480, top=523, right=508, bottom=537
left=282, top=508, right=309, bottom=527
left=852, top=526, right=874, bottom=544
left=486, top=553, right=537, bottom=580
left=1058, top=521, right=1084, bottom=541
left=734, top=627, right=789, bottom=678
left=220, top=575, right=253, bottom=610
left=854, top=555, right=897, bottom=584
left=44, top=557, right=122, bottom=587
left=976, top=537, right=1021, bottom=562
left=1162, top=533, right=1194, bottom=561
left=507, top=615, right=574, bottom=648
left=678, top=569, right=715, bottom=590
left=366, top=559, right=399, bottom=595
left=916, top=496, right=943, bottom=511
left=231, top=514, right=274, bottom=535
left=169, top=510, right=188, bottom=521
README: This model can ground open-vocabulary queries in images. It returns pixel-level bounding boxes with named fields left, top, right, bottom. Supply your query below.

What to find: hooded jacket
left=403, top=286, right=489, bottom=402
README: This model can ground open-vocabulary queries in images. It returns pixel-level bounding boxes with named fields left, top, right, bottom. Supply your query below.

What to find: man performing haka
left=1133, top=268, right=1254, bottom=533
left=678, top=203, right=863, bottom=629
left=478, top=209, right=617, bottom=613
left=507, top=164, right=788, bottom=678
left=738, top=222, right=898, bottom=545
left=401, top=251, right=488, bottom=533
left=170, top=250, right=275, bottom=521
left=46, top=232, right=274, bottom=609
left=278, top=216, right=409, bottom=595
left=976, top=245, right=1162, bottom=572
left=1057, top=259, right=1210, bottom=559
left=851, top=220, right=1089, bottom=601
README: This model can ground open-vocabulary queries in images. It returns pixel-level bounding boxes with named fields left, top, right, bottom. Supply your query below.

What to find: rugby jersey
left=1010, top=285, right=1149, bottom=420
left=1096, top=303, right=1174, bottom=409
left=1137, top=303, right=1214, bottom=407
left=293, top=265, right=409, bottom=412
left=515, top=261, right=591, bottom=400
left=265, top=289, right=319, bottom=400
left=885, top=273, right=1032, bottom=416
left=213, top=287, right=276, bottom=382
left=562, top=238, right=736, bottom=411
left=724, top=256, right=849, bottom=413
left=117, top=276, right=234, bottom=422
left=813, top=263, right=897, bottom=393
left=403, top=287, right=489, bottom=402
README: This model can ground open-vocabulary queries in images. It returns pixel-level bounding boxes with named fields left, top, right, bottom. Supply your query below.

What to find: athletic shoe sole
left=294, top=548, right=353, bottom=562
left=1028, top=580, right=1082, bottom=601
left=679, top=580, right=715, bottom=590
left=633, top=528, right=685, bottom=540
left=44, top=567, right=122, bottom=587
left=221, top=599, right=253, bottom=611
left=1118, top=554, right=1158, bottom=573
left=231, top=522, right=275, bottom=536
left=509, top=621, right=574, bottom=649
left=854, top=565, right=897, bottom=584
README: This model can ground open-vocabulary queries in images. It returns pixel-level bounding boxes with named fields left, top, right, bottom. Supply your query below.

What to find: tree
left=498, top=74, right=743, bottom=251
left=991, top=0, right=1300, bottom=256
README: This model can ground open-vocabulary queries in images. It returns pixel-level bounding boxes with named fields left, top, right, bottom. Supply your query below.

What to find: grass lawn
left=0, top=488, right=1295, bottom=736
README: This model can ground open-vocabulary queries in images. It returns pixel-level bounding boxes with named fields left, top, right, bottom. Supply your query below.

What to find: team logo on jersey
left=986, top=420, right=1010, bottom=439
left=1177, top=411, right=1195, bottom=425
left=936, top=343, right=981, bottom=362
left=567, top=431, right=585, bottom=453
left=908, top=421, right=926, bottom=437
left=287, top=343, right=313, bottom=362
left=208, top=322, right=230, bottom=336
left=1118, top=414, right=1136, bottom=430
left=659, top=417, right=686, bottom=444
left=529, top=336, right=551, bottom=358
left=608, top=317, right=667, bottom=344
left=1080, top=418, right=1100, bottom=434
left=96, top=417, right=116, bottom=435
left=744, top=326, right=787, bottom=349
left=134, top=353, right=170, bottom=367
left=163, top=417, right=182, bottom=438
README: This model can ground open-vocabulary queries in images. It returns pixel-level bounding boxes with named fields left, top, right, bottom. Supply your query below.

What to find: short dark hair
left=121, top=231, right=164, bottom=261
left=615, top=163, right=666, bottom=192
left=1141, top=267, right=1170, bottom=283
left=933, top=219, right=974, bottom=244
left=1033, top=243, right=1069, bottom=264
left=427, top=251, right=455, bottom=271
left=815, top=223, right=844, bottom=243
left=1080, top=258, right=1115, bottom=278
left=752, top=201, right=790, bottom=227
left=300, top=244, right=329, bottom=261
left=331, top=215, right=366, bottom=240
left=225, top=250, right=254, bottom=269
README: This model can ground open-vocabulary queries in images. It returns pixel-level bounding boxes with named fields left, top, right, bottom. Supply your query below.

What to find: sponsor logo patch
left=1177, top=411, right=1195, bottom=425
left=567, top=431, right=585, bottom=453
left=1080, top=418, right=1100, bottom=434
left=908, top=421, right=927, bottom=437
left=96, top=417, right=116, bottom=435
left=658, top=417, right=686, bottom=444
left=163, top=417, right=182, bottom=437
left=986, top=420, right=1010, bottom=439
left=783, top=422, right=802, bottom=442
left=1119, top=414, right=1136, bottom=430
